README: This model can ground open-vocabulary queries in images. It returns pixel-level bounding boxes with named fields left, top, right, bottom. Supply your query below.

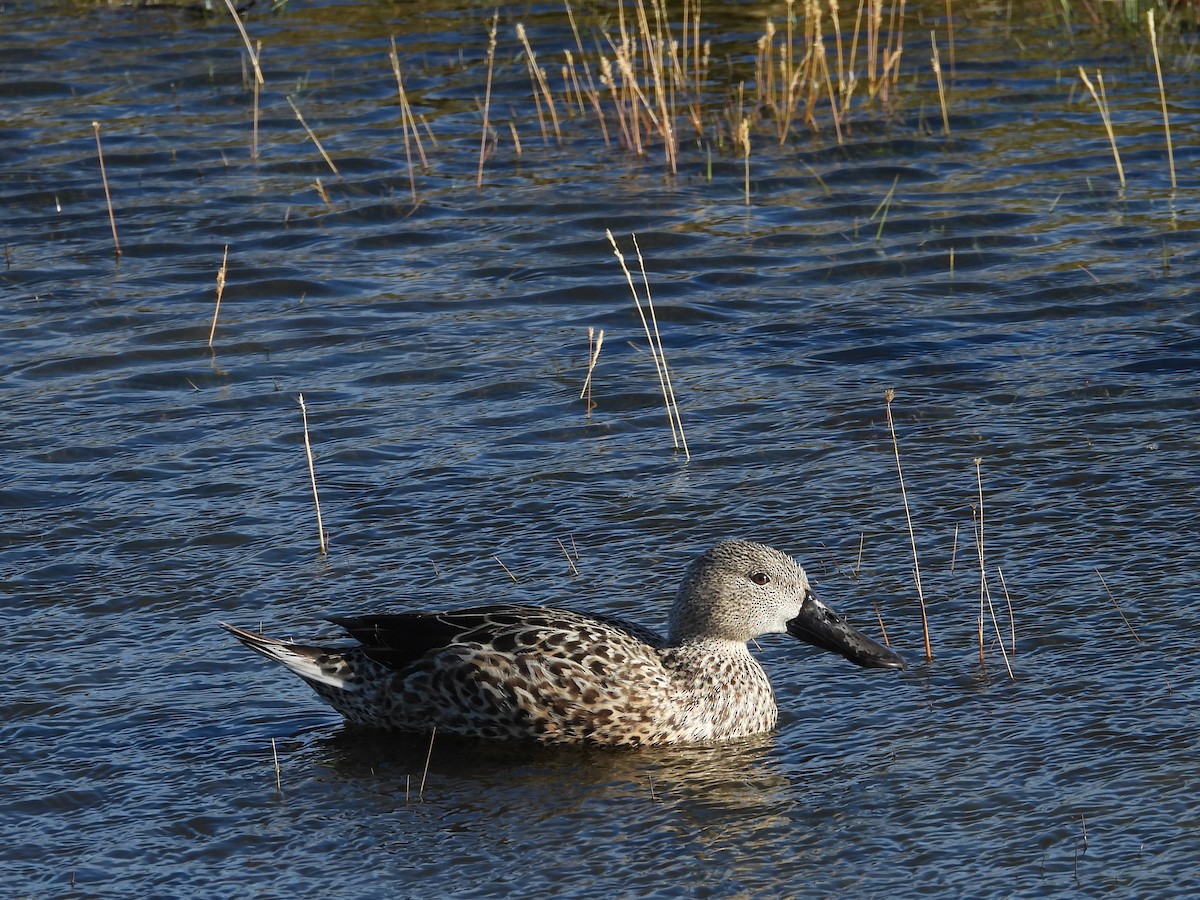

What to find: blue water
left=2, top=0, right=1198, bottom=895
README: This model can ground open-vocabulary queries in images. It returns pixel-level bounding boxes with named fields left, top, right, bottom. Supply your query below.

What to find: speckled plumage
left=222, top=540, right=904, bottom=747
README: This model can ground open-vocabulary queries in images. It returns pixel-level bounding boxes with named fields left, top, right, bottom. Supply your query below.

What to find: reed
left=1077, top=67, right=1125, bottom=189
left=390, top=37, right=428, bottom=202
left=871, top=174, right=899, bottom=242
left=223, top=0, right=265, bottom=159
left=931, top=30, right=950, bottom=136
left=1147, top=9, right=1176, bottom=190
left=974, top=458, right=1013, bottom=679
left=1096, top=570, right=1142, bottom=643
left=270, top=737, right=283, bottom=792
left=418, top=726, right=436, bottom=802
left=997, top=565, right=1015, bottom=656
left=493, top=554, right=518, bottom=582
left=477, top=14, right=499, bottom=188
left=297, top=393, right=328, bottom=554
left=91, top=121, right=121, bottom=257
left=580, top=326, right=605, bottom=411
left=286, top=96, right=340, bottom=177
left=516, top=24, right=562, bottom=146
left=884, top=389, right=931, bottom=660
left=739, top=117, right=751, bottom=205
left=208, top=245, right=229, bottom=349
left=606, top=230, right=689, bottom=459
left=558, top=537, right=581, bottom=576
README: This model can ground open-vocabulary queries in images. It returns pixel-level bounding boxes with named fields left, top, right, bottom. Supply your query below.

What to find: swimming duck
left=221, top=539, right=904, bottom=747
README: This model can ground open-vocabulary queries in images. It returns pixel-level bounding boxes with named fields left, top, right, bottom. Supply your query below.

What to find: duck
left=221, top=539, right=905, bottom=747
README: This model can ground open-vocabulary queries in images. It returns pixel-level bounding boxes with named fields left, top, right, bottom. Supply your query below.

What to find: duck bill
left=786, top=594, right=906, bottom=670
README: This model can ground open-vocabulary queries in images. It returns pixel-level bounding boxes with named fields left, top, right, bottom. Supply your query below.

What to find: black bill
left=787, top=593, right=906, bottom=670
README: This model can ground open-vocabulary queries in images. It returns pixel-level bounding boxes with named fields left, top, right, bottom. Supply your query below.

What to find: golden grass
left=580, top=326, right=605, bottom=412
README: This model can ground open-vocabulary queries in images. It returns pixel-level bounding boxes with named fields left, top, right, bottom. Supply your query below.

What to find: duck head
left=670, top=539, right=906, bottom=670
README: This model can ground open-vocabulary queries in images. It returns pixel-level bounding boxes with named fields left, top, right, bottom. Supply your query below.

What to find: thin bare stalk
left=418, top=726, right=436, bottom=802
left=931, top=30, right=950, bottom=135
left=557, top=538, right=580, bottom=576
left=1148, top=9, right=1176, bottom=190
left=1078, top=67, right=1124, bottom=189
left=271, top=738, right=283, bottom=792
left=223, top=0, right=265, bottom=86
left=1097, top=570, right=1142, bottom=643
left=606, top=230, right=689, bottom=459
left=251, top=41, right=262, bottom=161
left=298, top=393, right=327, bottom=554
left=884, top=389, right=931, bottom=660
left=493, top=555, right=518, bottom=582
left=974, top=458, right=1013, bottom=679
left=997, top=565, right=1015, bottom=656
left=579, top=327, right=605, bottom=409
left=286, top=96, right=340, bottom=177
left=632, top=234, right=688, bottom=460
left=92, top=121, right=121, bottom=257
left=517, top=23, right=562, bottom=145
left=739, top=117, right=751, bottom=205
left=208, top=245, right=229, bottom=349
left=478, top=14, right=499, bottom=188
left=389, top=38, right=429, bottom=203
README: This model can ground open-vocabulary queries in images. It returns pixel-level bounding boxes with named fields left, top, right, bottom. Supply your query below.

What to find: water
left=2, top=0, right=1198, bottom=895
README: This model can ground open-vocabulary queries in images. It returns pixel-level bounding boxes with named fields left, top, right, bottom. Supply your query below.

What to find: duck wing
left=329, top=604, right=664, bottom=674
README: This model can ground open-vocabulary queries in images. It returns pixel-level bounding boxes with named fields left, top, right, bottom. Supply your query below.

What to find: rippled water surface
left=3, top=0, right=1199, bottom=895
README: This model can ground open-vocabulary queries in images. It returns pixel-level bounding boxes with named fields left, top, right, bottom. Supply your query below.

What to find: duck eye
left=749, top=572, right=771, bottom=586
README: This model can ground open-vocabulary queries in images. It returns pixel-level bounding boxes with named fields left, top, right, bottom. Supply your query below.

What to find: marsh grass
left=580, top=326, right=605, bottom=412
left=390, top=37, right=429, bottom=203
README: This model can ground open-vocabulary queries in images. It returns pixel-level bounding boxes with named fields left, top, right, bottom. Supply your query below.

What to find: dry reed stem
left=872, top=601, right=892, bottom=647
left=884, top=389, right=931, bottom=660
left=223, top=0, right=264, bottom=86
left=208, top=244, right=229, bottom=349
left=1077, top=67, right=1124, bottom=189
left=478, top=14, right=499, bottom=188
left=1096, top=570, right=1142, bottom=643
left=251, top=41, right=262, bottom=161
left=557, top=537, right=580, bottom=576
left=389, top=37, right=428, bottom=202
left=974, top=458, right=986, bottom=661
left=739, top=117, right=751, bottom=205
left=974, top=458, right=1013, bottom=679
left=633, top=234, right=688, bottom=459
left=997, top=565, right=1015, bottom=656
left=605, top=230, right=689, bottom=459
left=493, top=555, right=518, bottom=582
left=418, top=726, right=436, bottom=802
left=1147, top=10, right=1176, bottom=190
left=950, top=521, right=959, bottom=573
left=92, top=121, right=121, bottom=257
left=854, top=531, right=865, bottom=577
left=931, top=30, right=950, bottom=135
left=580, top=327, right=605, bottom=405
left=298, top=393, right=328, bottom=554
left=516, top=24, right=562, bottom=145
left=286, top=96, right=340, bottom=177
left=271, top=737, right=283, bottom=792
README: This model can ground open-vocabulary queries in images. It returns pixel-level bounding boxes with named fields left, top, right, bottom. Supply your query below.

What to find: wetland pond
left=2, top=0, right=1198, bottom=895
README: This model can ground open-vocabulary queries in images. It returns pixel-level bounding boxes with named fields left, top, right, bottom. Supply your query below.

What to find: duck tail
left=220, top=622, right=358, bottom=691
